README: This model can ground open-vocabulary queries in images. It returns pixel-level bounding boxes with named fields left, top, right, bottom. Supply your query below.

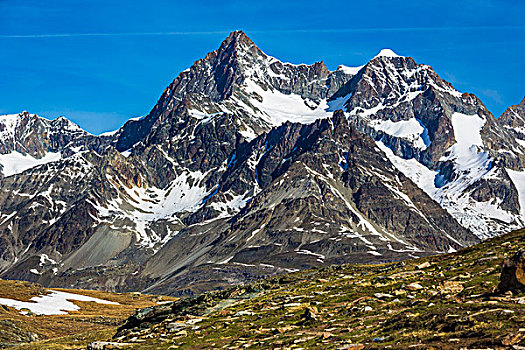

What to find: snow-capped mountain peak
left=333, top=48, right=525, bottom=237
left=50, top=116, right=85, bottom=133
left=373, top=48, right=403, bottom=59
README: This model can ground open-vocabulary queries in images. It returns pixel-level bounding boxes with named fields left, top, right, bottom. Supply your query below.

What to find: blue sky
left=1, top=0, right=524, bottom=134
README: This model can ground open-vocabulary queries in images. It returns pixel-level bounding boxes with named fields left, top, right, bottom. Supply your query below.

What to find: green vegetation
left=113, top=229, right=525, bottom=349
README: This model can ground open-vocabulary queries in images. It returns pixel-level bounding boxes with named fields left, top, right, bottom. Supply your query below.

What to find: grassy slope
left=0, top=280, right=176, bottom=349
left=111, top=229, right=525, bottom=349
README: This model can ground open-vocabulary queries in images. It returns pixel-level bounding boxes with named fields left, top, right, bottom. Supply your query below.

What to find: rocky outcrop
left=497, top=250, right=525, bottom=294
left=498, top=96, right=525, bottom=139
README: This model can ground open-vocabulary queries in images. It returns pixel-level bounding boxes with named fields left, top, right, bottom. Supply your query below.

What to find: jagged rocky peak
left=0, top=111, right=67, bottom=157
left=156, top=30, right=338, bottom=106
left=182, top=30, right=266, bottom=101
left=0, top=112, right=34, bottom=153
left=211, top=30, right=264, bottom=64
left=205, top=30, right=332, bottom=93
left=218, top=29, right=255, bottom=49
left=335, top=45, right=506, bottom=165
left=154, top=30, right=263, bottom=105
left=117, top=31, right=356, bottom=152
left=331, top=49, right=457, bottom=166
left=339, top=50, right=460, bottom=114
left=49, top=115, right=85, bottom=132
left=325, top=47, right=525, bottom=238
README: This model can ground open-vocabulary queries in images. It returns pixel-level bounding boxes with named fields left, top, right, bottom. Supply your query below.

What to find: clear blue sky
left=1, top=0, right=524, bottom=134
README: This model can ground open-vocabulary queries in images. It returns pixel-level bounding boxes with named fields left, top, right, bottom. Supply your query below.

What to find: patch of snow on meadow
left=0, top=290, right=119, bottom=315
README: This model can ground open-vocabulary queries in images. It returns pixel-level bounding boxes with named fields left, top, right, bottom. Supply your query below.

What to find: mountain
left=114, top=31, right=352, bottom=152
left=330, top=51, right=525, bottom=238
left=139, top=111, right=475, bottom=294
left=0, top=31, right=523, bottom=295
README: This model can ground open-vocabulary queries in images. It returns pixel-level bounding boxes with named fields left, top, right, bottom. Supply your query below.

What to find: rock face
left=138, top=111, right=476, bottom=295
left=114, top=31, right=351, bottom=152
left=497, top=250, right=525, bottom=294
left=0, top=31, right=523, bottom=294
left=498, top=96, right=525, bottom=140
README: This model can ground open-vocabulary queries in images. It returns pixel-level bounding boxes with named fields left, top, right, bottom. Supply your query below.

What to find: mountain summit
left=373, top=48, right=403, bottom=58
left=0, top=31, right=524, bottom=295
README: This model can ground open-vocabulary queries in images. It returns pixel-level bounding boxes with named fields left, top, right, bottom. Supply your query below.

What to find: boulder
left=417, top=262, right=431, bottom=269
left=496, top=250, right=525, bottom=294
left=299, top=307, right=317, bottom=323
left=87, top=342, right=133, bottom=350
left=406, top=282, right=424, bottom=291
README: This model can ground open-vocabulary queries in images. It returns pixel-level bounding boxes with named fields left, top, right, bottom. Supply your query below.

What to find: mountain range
left=0, top=31, right=524, bottom=295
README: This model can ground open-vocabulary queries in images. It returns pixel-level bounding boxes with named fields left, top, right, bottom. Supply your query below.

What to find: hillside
left=104, top=229, right=525, bottom=349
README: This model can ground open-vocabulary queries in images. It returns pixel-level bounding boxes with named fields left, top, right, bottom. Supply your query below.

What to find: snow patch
left=507, top=169, right=525, bottom=217
left=0, top=290, right=118, bottom=315
left=241, top=79, right=331, bottom=127
left=337, top=65, right=364, bottom=76
left=98, top=129, right=119, bottom=137
left=372, top=118, right=430, bottom=150
left=377, top=139, right=513, bottom=239
left=0, top=151, right=61, bottom=177
left=376, top=141, right=438, bottom=196
left=444, top=112, right=487, bottom=171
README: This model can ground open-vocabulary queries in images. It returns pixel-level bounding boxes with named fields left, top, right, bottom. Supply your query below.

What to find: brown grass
left=0, top=279, right=177, bottom=349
